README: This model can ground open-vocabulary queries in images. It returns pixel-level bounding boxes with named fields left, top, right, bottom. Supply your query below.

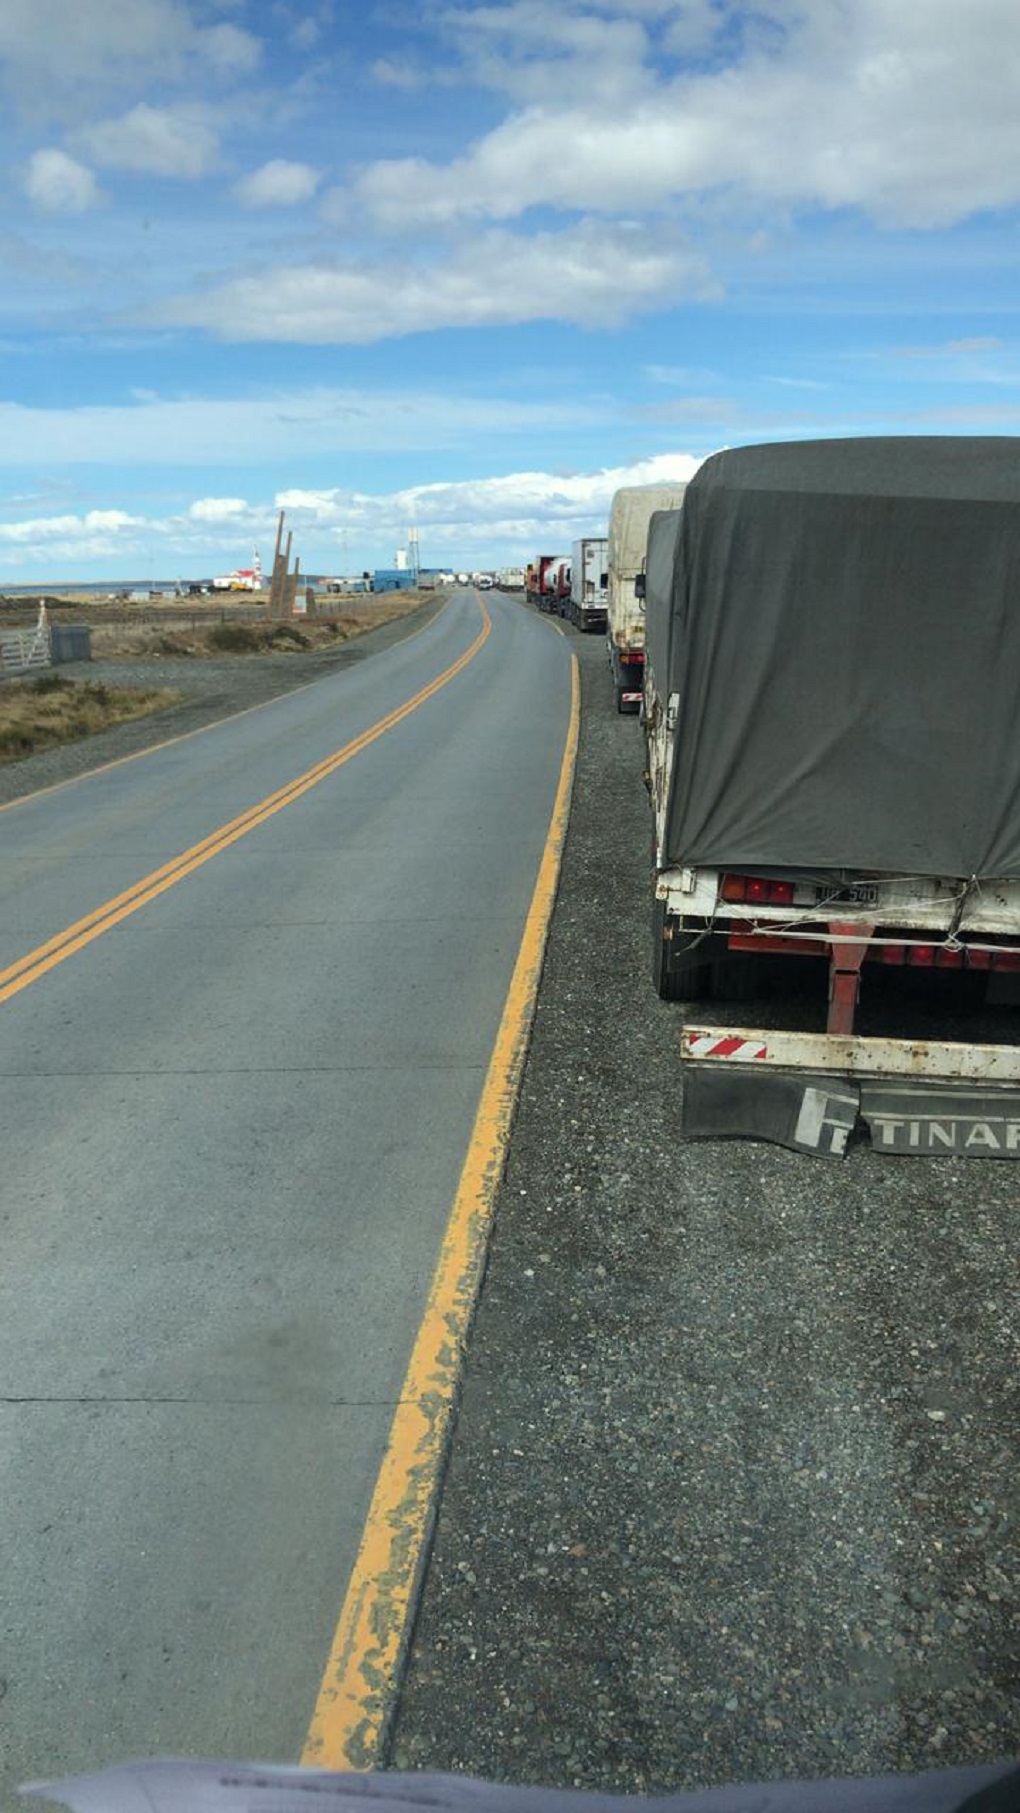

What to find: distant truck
left=527, top=554, right=567, bottom=609
left=569, top=537, right=608, bottom=632
left=644, top=437, right=1020, bottom=1158
left=606, top=483, right=687, bottom=712
left=539, top=554, right=570, bottom=615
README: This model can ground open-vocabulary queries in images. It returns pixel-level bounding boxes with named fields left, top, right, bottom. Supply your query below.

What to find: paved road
left=0, top=589, right=572, bottom=1804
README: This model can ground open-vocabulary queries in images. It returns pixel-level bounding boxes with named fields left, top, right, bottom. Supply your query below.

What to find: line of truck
left=526, top=438, right=1020, bottom=1158
left=525, top=539, right=609, bottom=632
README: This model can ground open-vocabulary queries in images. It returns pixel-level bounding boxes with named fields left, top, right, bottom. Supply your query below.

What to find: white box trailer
left=643, top=437, right=1020, bottom=1158
left=606, top=482, right=687, bottom=713
left=569, top=537, right=608, bottom=633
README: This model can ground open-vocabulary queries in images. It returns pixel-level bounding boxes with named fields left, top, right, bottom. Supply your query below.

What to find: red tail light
left=721, top=875, right=795, bottom=906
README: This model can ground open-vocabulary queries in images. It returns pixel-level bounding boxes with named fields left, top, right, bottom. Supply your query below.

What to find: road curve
left=0, top=589, right=573, bottom=1803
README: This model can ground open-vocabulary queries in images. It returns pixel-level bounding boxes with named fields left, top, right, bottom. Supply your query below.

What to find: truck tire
left=653, top=899, right=713, bottom=1001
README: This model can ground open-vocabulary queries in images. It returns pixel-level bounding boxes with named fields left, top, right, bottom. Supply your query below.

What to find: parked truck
left=569, top=536, right=608, bottom=632
left=644, top=436, right=1020, bottom=1158
left=540, top=554, right=571, bottom=615
left=529, top=553, right=569, bottom=611
left=606, top=482, right=687, bottom=712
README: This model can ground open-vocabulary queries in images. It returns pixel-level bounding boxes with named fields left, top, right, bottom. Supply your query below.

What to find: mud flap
left=683, top=1067, right=1020, bottom=1158
left=859, top=1082, right=1020, bottom=1156
left=682, top=1066, right=860, bottom=1156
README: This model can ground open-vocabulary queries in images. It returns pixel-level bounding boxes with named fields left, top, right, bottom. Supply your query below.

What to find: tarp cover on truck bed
left=649, top=436, right=1020, bottom=879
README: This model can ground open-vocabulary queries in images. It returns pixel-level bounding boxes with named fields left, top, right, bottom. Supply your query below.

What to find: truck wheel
left=653, top=900, right=713, bottom=1001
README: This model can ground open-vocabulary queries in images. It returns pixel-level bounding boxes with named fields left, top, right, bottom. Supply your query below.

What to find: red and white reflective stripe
left=685, top=1033, right=769, bottom=1060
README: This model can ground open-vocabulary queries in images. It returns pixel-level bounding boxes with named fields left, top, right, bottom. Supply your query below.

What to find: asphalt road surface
left=0, top=589, right=572, bottom=1805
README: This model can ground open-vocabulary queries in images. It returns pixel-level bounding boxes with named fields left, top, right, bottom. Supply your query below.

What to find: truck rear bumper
left=681, top=1026, right=1020, bottom=1157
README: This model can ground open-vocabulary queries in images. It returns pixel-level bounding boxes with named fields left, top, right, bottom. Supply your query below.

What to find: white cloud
left=0, top=0, right=261, bottom=115
left=278, top=453, right=703, bottom=539
left=270, top=455, right=698, bottom=557
left=436, top=1, right=653, bottom=105
left=344, top=0, right=1020, bottom=232
left=286, top=450, right=705, bottom=560
left=147, top=219, right=715, bottom=343
left=24, top=149, right=101, bottom=215
left=81, top=104, right=219, bottom=178
left=188, top=496, right=250, bottom=521
left=234, top=159, right=320, bottom=208
left=0, top=454, right=703, bottom=570
left=202, top=21, right=261, bottom=72
left=0, top=507, right=140, bottom=544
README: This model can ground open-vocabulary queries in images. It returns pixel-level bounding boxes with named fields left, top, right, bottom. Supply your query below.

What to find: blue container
left=372, top=569, right=417, bottom=592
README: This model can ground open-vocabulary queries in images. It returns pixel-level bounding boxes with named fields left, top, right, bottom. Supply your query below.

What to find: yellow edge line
left=300, top=648, right=580, bottom=1772
left=0, top=593, right=450, bottom=819
left=0, top=599, right=489, bottom=1006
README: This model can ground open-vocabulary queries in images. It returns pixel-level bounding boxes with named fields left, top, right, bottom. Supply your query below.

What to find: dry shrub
left=207, top=622, right=261, bottom=653
left=0, top=676, right=181, bottom=764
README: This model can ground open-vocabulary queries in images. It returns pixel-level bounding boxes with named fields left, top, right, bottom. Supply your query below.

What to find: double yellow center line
left=0, top=599, right=491, bottom=1009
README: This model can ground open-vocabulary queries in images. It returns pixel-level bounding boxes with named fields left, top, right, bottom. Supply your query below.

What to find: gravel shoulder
left=0, top=596, right=445, bottom=808
left=390, top=628, right=1020, bottom=1792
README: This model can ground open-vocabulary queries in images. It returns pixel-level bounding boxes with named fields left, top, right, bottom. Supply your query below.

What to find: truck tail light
left=721, top=875, right=795, bottom=906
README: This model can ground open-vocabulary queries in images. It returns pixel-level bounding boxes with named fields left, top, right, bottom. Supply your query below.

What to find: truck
left=643, top=436, right=1020, bottom=1158
left=528, top=553, right=568, bottom=610
left=569, top=536, right=608, bottom=632
left=540, top=555, right=570, bottom=615
left=606, top=483, right=687, bottom=713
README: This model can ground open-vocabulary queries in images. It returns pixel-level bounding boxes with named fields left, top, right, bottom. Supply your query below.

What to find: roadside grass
left=86, top=591, right=437, bottom=660
left=0, top=673, right=182, bottom=764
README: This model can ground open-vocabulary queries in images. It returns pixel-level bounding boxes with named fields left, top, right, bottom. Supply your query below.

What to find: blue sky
left=2, top=0, right=1019, bottom=580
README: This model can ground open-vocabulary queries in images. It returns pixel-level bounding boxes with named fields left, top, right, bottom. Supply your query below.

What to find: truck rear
left=540, top=554, right=570, bottom=615
left=525, top=557, right=551, bottom=605
left=606, top=482, right=687, bottom=712
left=644, top=437, right=1020, bottom=1156
left=569, top=536, right=608, bottom=632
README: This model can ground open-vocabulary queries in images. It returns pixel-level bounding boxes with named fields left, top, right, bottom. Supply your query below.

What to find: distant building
left=212, top=547, right=263, bottom=591
left=373, top=568, right=418, bottom=592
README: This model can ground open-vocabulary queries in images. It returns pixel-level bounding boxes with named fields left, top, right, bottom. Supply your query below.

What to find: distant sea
left=0, top=581, right=207, bottom=597
left=1, top=579, right=332, bottom=597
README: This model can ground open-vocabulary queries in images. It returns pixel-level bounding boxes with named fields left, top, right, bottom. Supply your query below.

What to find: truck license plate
left=825, top=884, right=879, bottom=905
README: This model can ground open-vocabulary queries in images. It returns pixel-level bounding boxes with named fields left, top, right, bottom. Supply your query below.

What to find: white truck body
left=540, top=555, right=570, bottom=614
left=569, top=537, right=608, bottom=632
left=606, top=483, right=687, bottom=711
